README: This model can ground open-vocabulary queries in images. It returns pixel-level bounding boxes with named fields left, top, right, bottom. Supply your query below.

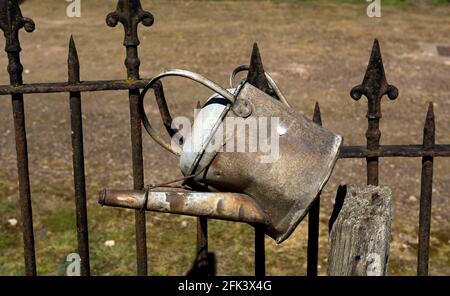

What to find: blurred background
left=0, top=0, right=449, bottom=275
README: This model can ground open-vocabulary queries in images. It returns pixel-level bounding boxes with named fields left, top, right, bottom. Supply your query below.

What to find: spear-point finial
left=106, top=0, right=154, bottom=47
left=68, top=35, right=80, bottom=84
left=350, top=39, right=398, bottom=119
left=423, top=102, right=435, bottom=149
left=313, top=102, right=322, bottom=126
left=246, top=42, right=271, bottom=94
left=0, top=0, right=35, bottom=53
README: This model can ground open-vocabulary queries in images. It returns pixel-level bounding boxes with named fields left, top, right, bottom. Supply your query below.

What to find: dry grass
left=0, top=0, right=449, bottom=275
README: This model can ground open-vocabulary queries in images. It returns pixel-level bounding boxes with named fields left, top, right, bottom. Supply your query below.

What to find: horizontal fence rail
left=0, top=80, right=150, bottom=94
left=0, top=0, right=449, bottom=276
left=340, top=145, right=450, bottom=158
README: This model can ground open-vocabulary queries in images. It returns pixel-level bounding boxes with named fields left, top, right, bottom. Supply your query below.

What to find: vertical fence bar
left=185, top=182, right=210, bottom=276
left=0, top=0, right=36, bottom=276
left=350, top=39, right=398, bottom=186
left=68, top=36, right=90, bottom=276
left=254, top=225, right=266, bottom=276
left=307, top=102, right=322, bottom=276
left=153, top=77, right=212, bottom=276
left=246, top=43, right=268, bottom=276
left=11, top=73, right=36, bottom=276
left=107, top=0, right=154, bottom=275
left=129, top=66, right=148, bottom=276
left=417, top=103, right=435, bottom=276
left=196, top=217, right=209, bottom=275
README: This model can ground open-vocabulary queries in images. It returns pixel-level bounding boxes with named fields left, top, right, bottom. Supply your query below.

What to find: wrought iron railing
left=0, top=0, right=448, bottom=276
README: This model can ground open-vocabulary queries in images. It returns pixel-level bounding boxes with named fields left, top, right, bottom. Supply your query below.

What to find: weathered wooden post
left=328, top=185, right=392, bottom=276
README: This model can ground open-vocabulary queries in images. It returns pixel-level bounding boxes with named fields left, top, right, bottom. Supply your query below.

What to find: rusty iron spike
left=423, top=102, right=435, bottom=149
left=417, top=102, right=435, bottom=276
left=307, top=101, right=322, bottom=277
left=246, top=42, right=271, bottom=95
left=68, top=35, right=80, bottom=84
left=68, top=34, right=90, bottom=275
left=313, top=101, right=322, bottom=126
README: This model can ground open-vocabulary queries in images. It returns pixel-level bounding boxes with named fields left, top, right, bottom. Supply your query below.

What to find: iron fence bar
left=0, top=0, right=36, bottom=276
left=107, top=0, right=154, bottom=276
left=246, top=43, right=268, bottom=277
left=151, top=79, right=211, bottom=275
left=68, top=36, right=90, bottom=276
left=417, top=103, right=435, bottom=276
left=351, top=39, right=398, bottom=186
left=197, top=217, right=209, bottom=275
left=0, top=80, right=150, bottom=95
left=130, top=87, right=148, bottom=276
left=307, top=102, right=322, bottom=276
left=339, top=145, right=450, bottom=158
left=11, top=85, right=36, bottom=276
left=186, top=181, right=210, bottom=276
left=254, top=224, right=265, bottom=276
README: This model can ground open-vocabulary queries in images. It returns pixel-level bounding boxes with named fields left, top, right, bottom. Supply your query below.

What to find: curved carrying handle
left=139, top=69, right=236, bottom=156
left=230, top=65, right=291, bottom=108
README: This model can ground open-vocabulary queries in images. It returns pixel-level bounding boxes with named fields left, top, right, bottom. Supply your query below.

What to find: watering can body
left=140, top=70, right=342, bottom=243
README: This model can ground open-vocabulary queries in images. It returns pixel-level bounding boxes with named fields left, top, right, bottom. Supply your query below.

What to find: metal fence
left=0, top=0, right=449, bottom=276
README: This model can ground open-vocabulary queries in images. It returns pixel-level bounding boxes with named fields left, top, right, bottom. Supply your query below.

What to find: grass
left=4, top=181, right=447, bottom=276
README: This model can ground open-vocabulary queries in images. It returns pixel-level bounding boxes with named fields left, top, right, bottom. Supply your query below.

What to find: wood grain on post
left=327, top=185, right=392, bottom=276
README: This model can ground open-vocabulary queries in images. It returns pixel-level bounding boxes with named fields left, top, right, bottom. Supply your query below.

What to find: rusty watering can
left=139, top=67, right=342, bottom=243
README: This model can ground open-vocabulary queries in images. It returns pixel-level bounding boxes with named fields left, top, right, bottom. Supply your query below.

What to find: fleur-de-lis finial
left=106, top=0, right=154, bottom=47
left=351, top=39, right=399, bottom=185
left=0, top=0, right=35, bottom=53
left=350, top=39, right=398, bottom=120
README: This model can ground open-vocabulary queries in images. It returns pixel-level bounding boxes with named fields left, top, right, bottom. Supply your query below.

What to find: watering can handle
left=230, top=65, right=291, bottom=108
left=139, top=69, right=236, bottom=156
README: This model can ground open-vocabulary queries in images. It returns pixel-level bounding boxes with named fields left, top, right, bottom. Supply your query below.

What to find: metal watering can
left=139, top=66, right=342, bottom=243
